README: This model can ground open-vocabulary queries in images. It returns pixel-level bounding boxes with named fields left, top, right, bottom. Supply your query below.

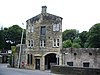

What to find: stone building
left=25, top=6, right=63, bottom=70
left=62, top=48, right=100, bottom=68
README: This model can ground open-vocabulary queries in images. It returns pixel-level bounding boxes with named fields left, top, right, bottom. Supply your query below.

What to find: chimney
left=41, top=6, right=47, bottom=13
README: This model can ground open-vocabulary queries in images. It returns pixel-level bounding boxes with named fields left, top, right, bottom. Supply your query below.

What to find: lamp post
left=18, top=23, right=24, bottom=68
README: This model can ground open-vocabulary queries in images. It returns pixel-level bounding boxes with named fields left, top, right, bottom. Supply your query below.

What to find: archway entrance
left=45, top=53, right=58, bottom=70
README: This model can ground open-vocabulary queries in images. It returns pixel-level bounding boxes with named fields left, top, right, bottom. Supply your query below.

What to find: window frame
left=31, top=40, right=34, bottom=47
left=28, top=26, right=31, bottom=32
left=28, top=39, right=34, bottom=48
left=53, top=24, right=60, bottom=31
left=31, top=25, right=34, bottom=32
left=53, top=39, right=60, bottom=47
left=40, top=26, right=46, bottom=35
left=40, top=40, right=46, bottom=48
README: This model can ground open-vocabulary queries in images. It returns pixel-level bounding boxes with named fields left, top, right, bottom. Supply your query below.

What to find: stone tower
left=25, top=6, right=63, bottom=70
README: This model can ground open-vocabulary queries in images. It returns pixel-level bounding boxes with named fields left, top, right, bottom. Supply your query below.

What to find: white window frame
left=28, top=40, right=30, bottom=47
left=53, top=39, right=60, bottom=47
left=40, top=40, right=46, bottom=48
left=53, top=24, right=60, bottom=31
left=57, top=39, right=59, bottom=47
left=28, top=26, right=31, bottom=32
left=28, top=25, right=34, bottom=33
left=28, top=40, right=34, bottom=48
left=31, top=40, right=34, bottom=48
left=31, top=25, right=34, bottom=32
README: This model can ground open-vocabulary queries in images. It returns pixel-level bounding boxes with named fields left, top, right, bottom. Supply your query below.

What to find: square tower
left=25, top=6, right=63, bottom=70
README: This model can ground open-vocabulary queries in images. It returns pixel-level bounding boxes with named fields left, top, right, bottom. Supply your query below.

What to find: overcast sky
left=0, top=0, right=100, bottom=32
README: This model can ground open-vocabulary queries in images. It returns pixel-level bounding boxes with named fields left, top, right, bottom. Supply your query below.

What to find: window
left=31, top=40, right=34, bottom=47
left=28, top=40, right=30, bottom=47
left=57, top=39, right=59, bottom=46
left=28, top=26, right=31, bottom=32
left=40, top=40, right=46, bottom=48
left=54, top=39, right=56, bottom=46
left=83, top=62, right=90, bottom=67
left=67, top=62, right=73, bottom=66
left=40, top=40, right=42, bottom=47
left=31, top=25, right=34, bottom=32
left=53, top=24, right=60, bottom=31
left=28, top=40, right=34, bottom=48
left=27, top=54, right=29, bottom=64
left=28, top=25, right=34, bottom=32
left=44, top=40, right=46, bottom=47
left=53, top=39, right=60, bottom=47
left=27, top=54, right=33, bottom=65
left=30, top=54, right=33, bottom=64
left=40, top=26, right=46, bottom=35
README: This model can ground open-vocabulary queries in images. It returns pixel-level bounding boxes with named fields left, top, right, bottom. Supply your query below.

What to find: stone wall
left=62, top=48, right=100, bottom=68
left=51, top=65, right=100, bottom=75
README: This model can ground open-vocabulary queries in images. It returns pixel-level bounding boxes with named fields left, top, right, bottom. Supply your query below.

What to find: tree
left=63, top=39, right=72, bottom=48
left=62, top=29, right=79, bottom=42
left=0, top=25, right=26, bottom=50
left=88, top=23, right=100, bottom=48
left=72, top=43, right=81, bottom=48
left=7, top=25, right=25, bottom=45
left=0, top=30, right=5, bottom=50
left=79, top=31, right=88, bottom=47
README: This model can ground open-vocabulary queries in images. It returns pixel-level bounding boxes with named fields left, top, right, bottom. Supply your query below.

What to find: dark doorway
left=35, top=59, right=40, bottom=70
left=45, top=53, right=57, bottom=70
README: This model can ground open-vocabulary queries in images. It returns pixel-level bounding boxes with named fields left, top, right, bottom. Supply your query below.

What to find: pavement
left=0, top=64, right=58, bottom=75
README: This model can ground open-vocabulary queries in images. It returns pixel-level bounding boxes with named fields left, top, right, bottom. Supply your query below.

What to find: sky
left=0, top=0, right=100, bottom=32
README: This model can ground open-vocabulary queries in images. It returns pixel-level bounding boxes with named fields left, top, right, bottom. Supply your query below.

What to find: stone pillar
left=59, top=54, right=62, bottom=65
left=41, top=56, right=45, bottom=70
left=25, top=54, right=27, bottom=68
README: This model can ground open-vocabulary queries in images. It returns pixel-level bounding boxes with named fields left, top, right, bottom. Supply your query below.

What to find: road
left=0, top=64, right=56, bottom=75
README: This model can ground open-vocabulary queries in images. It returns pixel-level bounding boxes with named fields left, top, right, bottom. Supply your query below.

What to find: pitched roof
left=26, top=13, right=62, bottom=24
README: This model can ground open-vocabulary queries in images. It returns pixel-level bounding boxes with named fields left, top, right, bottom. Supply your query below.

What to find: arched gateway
left=45, top=53, right=58, bottom=70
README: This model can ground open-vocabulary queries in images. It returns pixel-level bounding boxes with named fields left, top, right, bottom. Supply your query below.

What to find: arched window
left=53, top=39, right=60, bottom=47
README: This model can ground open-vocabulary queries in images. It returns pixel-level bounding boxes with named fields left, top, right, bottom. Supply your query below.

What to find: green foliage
left=0, top=30, right=5, bottom=50
left=7, top=25, right=23, bottom=44
left=62, top=29, right=80, bottom=48
left=62, top=29, right=79, bottom=42
left=63, top=39, right=72, bottom=48
left=72, top=43, right=81, bottom=48
left=73, top=37, right=81, bottom=43
left=79, top=31, right=88, bottom=47
left=0, top=25, right=26, bottom=50
left=11, top=46, right=16, bottom=54
left=88, top=23, right=100, bottom=48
